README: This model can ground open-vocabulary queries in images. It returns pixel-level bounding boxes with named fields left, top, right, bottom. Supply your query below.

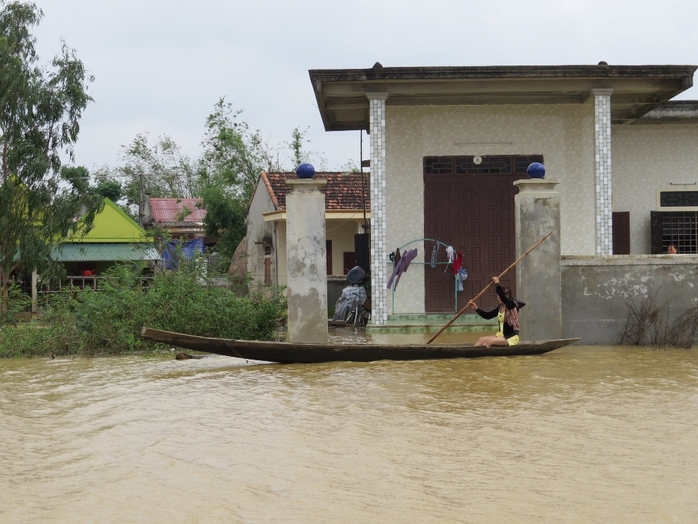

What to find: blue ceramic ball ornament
left=296, top=163, right=316, bottom=179
left=527, top=162, right=546, bottom=179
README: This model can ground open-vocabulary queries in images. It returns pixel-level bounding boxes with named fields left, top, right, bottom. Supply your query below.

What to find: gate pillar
left=286, top=176, right=329, bottom=344
left=514, top=178, right=562, bottom=340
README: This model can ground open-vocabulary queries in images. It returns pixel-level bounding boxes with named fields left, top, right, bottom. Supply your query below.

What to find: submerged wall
left=561, top=255, right=698, bottom=344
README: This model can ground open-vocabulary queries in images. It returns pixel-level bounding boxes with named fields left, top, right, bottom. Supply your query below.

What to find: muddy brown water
left=1, top=329, right=697, bottom=523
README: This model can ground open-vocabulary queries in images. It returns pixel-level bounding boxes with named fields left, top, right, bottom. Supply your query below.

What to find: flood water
left=1, top=330, right=697, bottom=523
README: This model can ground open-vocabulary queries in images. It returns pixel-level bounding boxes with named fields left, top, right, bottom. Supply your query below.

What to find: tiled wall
left=368, top=93, right=389, bottom=324
left=383, top=104, right=596, bottom=314
left=593, top=89, right=613, bottom=255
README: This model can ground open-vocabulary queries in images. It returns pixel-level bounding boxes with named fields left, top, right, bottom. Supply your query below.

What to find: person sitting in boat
left=466, top=276, right=525, bottom=347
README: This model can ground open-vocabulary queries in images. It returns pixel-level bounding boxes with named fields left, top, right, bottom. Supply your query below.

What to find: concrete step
left=367, top=313, right=494, bottom=334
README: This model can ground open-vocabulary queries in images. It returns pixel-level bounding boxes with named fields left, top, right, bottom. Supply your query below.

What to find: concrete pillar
left=285, top=178, right=329, bottom=344
left=366, top=91, right=389, bottom=325
left=592, top=88, right=613, bottom=255
left=514, top=179, right=562, bottom=340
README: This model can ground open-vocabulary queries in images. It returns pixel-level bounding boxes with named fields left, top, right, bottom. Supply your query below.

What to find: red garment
left=452, top=251, right=463, bottom=275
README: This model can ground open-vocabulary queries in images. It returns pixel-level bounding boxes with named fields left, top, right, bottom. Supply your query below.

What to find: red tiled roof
left=261, top=172, right=371, bottom=211
left=149, top=198, right=206, bottom=224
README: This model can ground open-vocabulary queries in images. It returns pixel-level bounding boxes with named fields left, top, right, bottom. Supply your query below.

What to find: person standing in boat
left=466, top=276, right=524, bottom=347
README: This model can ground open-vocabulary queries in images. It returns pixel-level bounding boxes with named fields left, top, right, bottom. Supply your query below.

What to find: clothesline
left=386, top=238, right=468, bottom=291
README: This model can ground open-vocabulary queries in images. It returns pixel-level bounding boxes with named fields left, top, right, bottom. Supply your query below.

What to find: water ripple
left=0, top=346, right=697, bottom=523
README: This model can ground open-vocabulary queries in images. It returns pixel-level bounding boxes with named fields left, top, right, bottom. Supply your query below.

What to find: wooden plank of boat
left=141, top=327, right=580, bottom=364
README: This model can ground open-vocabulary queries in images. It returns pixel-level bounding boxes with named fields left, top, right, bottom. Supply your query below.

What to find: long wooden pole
left=426, top=230, right=553, bottom=344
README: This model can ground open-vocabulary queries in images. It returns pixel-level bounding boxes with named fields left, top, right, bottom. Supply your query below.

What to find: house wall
left=561, top=255, right=698, bottom=344
left=276, top=222, right=288, bottom=288
left=269, top=220, right=362, bottom=289
left=248, top=188, right=365, bottom=291
left=246, top=186, right=276, bottom=292
left=326, top=220, right=364, bottom=276
left=613, top=124, right=698, bottom=254
left=385, top=104, right=596, bottom=314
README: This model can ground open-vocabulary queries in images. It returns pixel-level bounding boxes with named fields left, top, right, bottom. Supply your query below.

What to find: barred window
left=660, top=191, right=698, bottom=208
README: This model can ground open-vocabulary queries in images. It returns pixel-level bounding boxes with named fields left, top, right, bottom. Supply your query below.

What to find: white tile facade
left=354, top=87, right=697, bottom=318
left=367, top=92, right=389, bottom=325
left=593, top=88, right=614, bottom=255
left=385, top=104, right=596, bottom=314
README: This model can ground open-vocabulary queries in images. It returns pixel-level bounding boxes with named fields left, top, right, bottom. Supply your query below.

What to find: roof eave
left=310, top=64, right=698, bottom=130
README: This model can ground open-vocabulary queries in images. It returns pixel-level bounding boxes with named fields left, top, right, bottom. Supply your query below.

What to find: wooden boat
left=141, top=327, right=580, bottom=364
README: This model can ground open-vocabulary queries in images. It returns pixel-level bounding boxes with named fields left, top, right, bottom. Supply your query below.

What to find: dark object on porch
left=354, top=233, right=370, bottom=274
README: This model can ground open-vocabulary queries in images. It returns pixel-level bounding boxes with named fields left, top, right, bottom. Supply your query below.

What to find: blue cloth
left=456, top=267, right=468, bottom=292
left=162, top=237, right=204, bottom=269
left=430, top=241, right=442, bottom=269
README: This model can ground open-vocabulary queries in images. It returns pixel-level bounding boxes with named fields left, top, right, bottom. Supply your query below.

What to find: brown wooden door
left=424, top=155, right=537, bottom=313
left=343, top=252, right=356, bottom=274
left=612, top=211, right=630, bottom=254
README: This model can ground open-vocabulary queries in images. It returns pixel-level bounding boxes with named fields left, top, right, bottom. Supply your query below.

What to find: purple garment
left=386, top=248, right=418, bottom=290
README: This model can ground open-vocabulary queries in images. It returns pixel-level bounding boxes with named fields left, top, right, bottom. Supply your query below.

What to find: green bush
left=0, top=261, right=286, bottom=357
left=0, top=282, right=32, bottom=326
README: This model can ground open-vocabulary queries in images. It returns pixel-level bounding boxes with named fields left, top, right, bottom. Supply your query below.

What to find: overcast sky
left=31, top=0, right=698, bottom=173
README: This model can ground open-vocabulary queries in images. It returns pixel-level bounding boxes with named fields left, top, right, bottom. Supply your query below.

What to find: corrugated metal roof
left=52, top=243, right=161, bottom=262
left=148, top=198, right=206, bottom=224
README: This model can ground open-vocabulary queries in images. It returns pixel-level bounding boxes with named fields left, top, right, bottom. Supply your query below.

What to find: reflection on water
left=327, top=327, right=483, bottom=346
left=1, top=332, right=697, bottom=523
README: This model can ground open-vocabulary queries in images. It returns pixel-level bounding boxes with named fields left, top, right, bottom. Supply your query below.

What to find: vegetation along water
left=0, top=263, right=286, bottom=358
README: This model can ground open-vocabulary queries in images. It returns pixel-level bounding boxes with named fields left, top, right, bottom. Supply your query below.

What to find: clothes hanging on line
left=386, top=248, right=418, bottom=290
left=430, top=240, right=446, bottom=269
left=456, top=267, right=468, bottom=292
left=444, top=245, right=455, bottom=272
left=389, top=247, right=401, bottom=268
left=452, top=251, right=463, bottom=276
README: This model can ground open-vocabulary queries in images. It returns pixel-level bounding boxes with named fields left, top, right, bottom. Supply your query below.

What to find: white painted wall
left=246, top=183, right=275, bottom=293
left=613, top=124, right=698, bottom=254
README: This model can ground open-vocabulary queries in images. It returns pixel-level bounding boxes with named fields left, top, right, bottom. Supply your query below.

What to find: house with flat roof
left=309, top=63, right=698, bottom=325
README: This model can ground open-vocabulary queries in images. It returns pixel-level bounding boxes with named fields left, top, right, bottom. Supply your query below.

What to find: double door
left=423, top=155, right=535, bottom=313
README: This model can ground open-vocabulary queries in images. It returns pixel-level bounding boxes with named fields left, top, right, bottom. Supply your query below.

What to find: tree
left=284, top=126, right=326, bottom=171
left=0, top=1, right=101, bottom=312
left=288, top=126, right=310, bottom=168
left=93, top=178, right=122, bottom=203
left=199, top=97, right=274, bottom=202
left=100, top=133, right=197, bottom=222
left=195, top=98, right=277, bottom=264
left=199, top=183, right=246, bottom=265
